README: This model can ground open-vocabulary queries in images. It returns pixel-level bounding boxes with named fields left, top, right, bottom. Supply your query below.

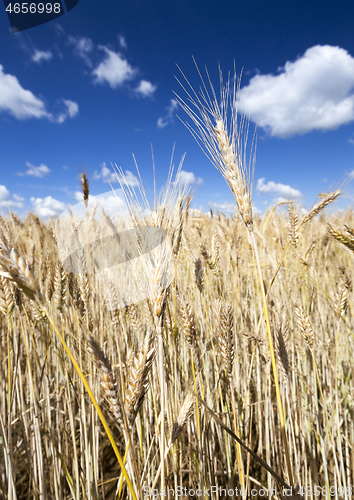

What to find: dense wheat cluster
left=0, top=198, right=354, bottom=499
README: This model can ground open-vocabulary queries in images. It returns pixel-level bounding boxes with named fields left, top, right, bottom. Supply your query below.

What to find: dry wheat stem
left=250, top=230, right=294, bottom=487
left=150, top=393, right=195, bottom=492
left=183, top=381, right=291, bottom=490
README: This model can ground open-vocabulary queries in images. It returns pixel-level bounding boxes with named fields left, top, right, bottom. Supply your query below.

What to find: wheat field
left=0, top=195, right=354, bottom=499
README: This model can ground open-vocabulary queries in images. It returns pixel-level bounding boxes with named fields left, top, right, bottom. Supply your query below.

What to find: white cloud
left=118, top=35, right=127, bottom=49
left=157, top=99, right=178, bottom=128
left=68, top=35, right=93, bottom=66
left=73, top=189, right=129, bottom=217
left=257, top=178, right=302, bottom=199
left=0, top=185, right=24, bottom=208
left=0, top=64, right=50, bottom=120
left=30, top=196, right=69, bottom=217
left=56, top=99, right=79, bottom=123
left=208, top=200, right=261, bottom=215
left=13, top=194, right=24, bottom=202
left=208, top=201, right=237, bottom=213
left=95, top=193, right=128, bottom=217
left=93, top=163, right=139, bottom=187
left=92, top=47, right=137, bottom=88
left=273, top=196, right=290, bottom=204
left=63, top=99, right=79, bottom=118
left=14, top=32, right=53, bottom=65
left=17, top=162, right=51, bottom=178
left=0, top=65, right=77, bottom=123
left=121, top=170, right=140, bottom=187
left=239, top=45, right=354, bottom=137
left=177, top=170, right=203, bottom=186
left=135, top=80, right=157, bottom=98
left=32, top=49, right=53, bottom=64
left=74, top=190, right=84, bottom=202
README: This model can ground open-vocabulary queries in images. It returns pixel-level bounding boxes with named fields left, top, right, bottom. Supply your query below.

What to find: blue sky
left=1, top=0, right=354, bottom=218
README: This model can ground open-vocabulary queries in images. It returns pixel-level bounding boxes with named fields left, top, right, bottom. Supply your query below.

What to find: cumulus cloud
left=176, top=170, right=203, bottom=186
left=239, top=45, right=354, bottom=137
left=209, top=200, right=261, bottom=215
left=134, top=80, right=157, bottom=98
left=157, top=99, right=178, bottom=128
left=208, top=201, right=236, bottom=213
left=17, top=162, right=51, bottom=178
left=73, top=190, right=85, bottom=202
left=63, top=99, right=79, bottom=118
left=32, top=49, right=53, bottom=64
left=0, top=185, right=24, bottom=208
left=31, top=196, right=70, bottom=217
left=257, top=178, right=302, bottom=199
left=68, top=35, right=93, bottom=66
left=73, top=189, right=129, bottom=218
left=0, top=64, right=50, bottom=120
left=14, top=32, right=53, bottom=65
left=118, top=35, right=127, bottom=49
left=56, top=99, right=79, bottom=123
left=93, top=163, right=139, bottom=187
left=95, top=192, right=129, bottom=217
left=0, top=65, right=78, bottom=123
left=92, top=47, right=137, bottom=88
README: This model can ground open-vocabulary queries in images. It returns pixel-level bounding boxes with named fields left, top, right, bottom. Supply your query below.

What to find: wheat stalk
left=177, top=62, right=294, bottom=486
left=175, top=62, right=254, bottom=231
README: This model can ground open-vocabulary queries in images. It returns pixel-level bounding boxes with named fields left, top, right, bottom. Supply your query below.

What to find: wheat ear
left=334, top=266, right=352, bottom=319
left=0, top=239, right=42, bottom=301
left=300, top=190, right=340, bottom=226
left=293, top=299, right=314, bottom=350
left=288, top=204, right=299, bottom=248
left=327, top=223, right=354, bottom=252
left=180, top=299, right=201, bottom=374
left=125, top=330, right=156, bottom=428
left=81, top=172, right=89, bottom=203
left=87, top=336, right=125, bottom=431
left=276, top=322, right=290, bottom=381
left=200, top=236, right=220, bottom=277
left=216, top=299, right=234, bottom=377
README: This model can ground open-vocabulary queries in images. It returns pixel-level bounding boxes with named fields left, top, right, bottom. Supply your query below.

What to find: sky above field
left=1, top=0, right=354, bottom=218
